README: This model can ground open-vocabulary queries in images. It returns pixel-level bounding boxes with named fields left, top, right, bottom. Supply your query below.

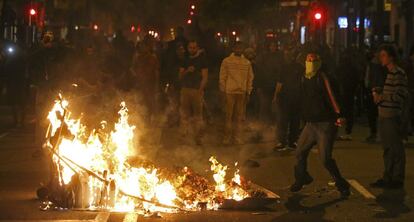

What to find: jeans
left=180, top=88, right=203, bottom=138
left=276, top=98, right=300, bottom=145
left=256, top=88, right=273, bottom=123
left=294, top=122, right=348, bottom=189
left=224, top=93, right=246, bottom=140
left=366, top=91, right=378, bottom=135
left=379, top=117, right=406, bottom=183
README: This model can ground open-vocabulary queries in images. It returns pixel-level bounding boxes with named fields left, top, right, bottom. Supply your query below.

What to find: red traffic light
left=187, top=19, right=192, bottom=24
left=29, top=8, right=36, bottom=16
left=93, top=24, right=99, bottom=30
left=314, top=12, right=322, bottom=20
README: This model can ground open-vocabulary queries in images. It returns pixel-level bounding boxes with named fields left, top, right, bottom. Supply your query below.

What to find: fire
left=209, top=157, right=249, bottom=201
left=43, top=94, right=251, bottom=213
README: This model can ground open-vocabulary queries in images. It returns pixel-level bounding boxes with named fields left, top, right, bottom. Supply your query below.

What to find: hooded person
left=289, top=52, right=350, bottom=199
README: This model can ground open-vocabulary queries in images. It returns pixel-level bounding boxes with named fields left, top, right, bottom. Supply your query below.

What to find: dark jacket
left=301, top=71, right=342, bottom=122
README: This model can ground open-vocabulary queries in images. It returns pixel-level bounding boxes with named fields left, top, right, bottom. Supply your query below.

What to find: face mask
left=305, top=61, right=321, bottom=79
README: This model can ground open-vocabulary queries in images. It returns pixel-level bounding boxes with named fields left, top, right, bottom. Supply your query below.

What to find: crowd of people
left=1, top=26, right=413, bottom=195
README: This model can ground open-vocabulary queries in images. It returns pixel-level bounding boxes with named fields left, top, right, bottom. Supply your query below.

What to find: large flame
left=45, top=94, right=250, bottom=212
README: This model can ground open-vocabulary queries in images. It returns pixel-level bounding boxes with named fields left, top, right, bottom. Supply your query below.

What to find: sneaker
left=365, top=134, right=377, bottom=143
left=387, top=181, right=404, bottom=189
left=273, top=143, right=286, bottom=151
left=288, top=143, right=297, bottom=149
left=370, top=179, right=389, bottom=188
left=336, top=179, right=351, bottom=199
left=284, top=147, right=295, bottom=151
left=290, top=175, right=314, bottom=192
left=338, top=134, right=352, bottom=141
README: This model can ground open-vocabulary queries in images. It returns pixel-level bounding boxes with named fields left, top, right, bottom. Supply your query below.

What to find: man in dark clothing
left=131, top=39, right=160, bottom=123
left=364, top=50, right=387, bottom=142
left=179, top=40, right=208, bottom=145
left=256, top=42, right=282, bottom=123
left=274, top=48, right=302, bottom=149
left=3, top=44, right=29, bottom=127
left=290, top=53, right=350, bottom=199
left=337, top=48, right=363, bottom=141
left=167, top=27, right=188, bottom=58
left=163, top=43, right=186, bottom=127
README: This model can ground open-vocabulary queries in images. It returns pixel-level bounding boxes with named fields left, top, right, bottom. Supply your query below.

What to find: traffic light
left=93, top=24, right=99, bottom=31
left=29, top=8, right=36, bottom=16
left=314, top=12, right=322, bottom=20
left=187, top=19, right=192, bottom=24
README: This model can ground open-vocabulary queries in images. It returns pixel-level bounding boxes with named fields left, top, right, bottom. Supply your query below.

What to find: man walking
left=179, top=40, right=208, bottom=145
left=290, top=52, right=350, bottom=198
left=219, top=42, right=254, bottom=145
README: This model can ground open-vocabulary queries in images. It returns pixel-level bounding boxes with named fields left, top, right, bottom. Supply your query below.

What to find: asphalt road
left=0, top=105, right=413, bottom=222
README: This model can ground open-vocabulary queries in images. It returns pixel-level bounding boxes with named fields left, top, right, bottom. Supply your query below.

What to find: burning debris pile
left=37, top=94, right=277, bottom=213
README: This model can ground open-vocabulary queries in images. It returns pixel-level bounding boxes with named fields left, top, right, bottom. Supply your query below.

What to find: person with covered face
left=219, top=41, right=254, bottom=145
left=290, top=52, right=350, bottom=198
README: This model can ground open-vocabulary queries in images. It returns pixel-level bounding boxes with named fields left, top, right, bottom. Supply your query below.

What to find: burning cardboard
left=38, top=94, right=278, bottom=213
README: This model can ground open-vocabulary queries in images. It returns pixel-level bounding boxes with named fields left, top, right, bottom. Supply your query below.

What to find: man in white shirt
left=219, top=42, right=254, bottom=145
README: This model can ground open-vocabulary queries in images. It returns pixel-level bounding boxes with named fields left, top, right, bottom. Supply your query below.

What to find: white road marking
left=347, top=179, right=376, bottom=199
left=123, top=212, right=138, bottom=222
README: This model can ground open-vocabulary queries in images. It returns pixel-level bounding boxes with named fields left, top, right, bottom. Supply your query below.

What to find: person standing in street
left=370, top=45, right=408, bottom=189
left=290, top=52, right=350, bottom=199
left=256, top=41, right=282, bottom=125
left=3, top=43, right=29, bottom=128
left=131, top=38, right=160, bottom=124
left=364, top=48, right=387, bottom=142
left=273, top=47, right=302, bottom=150
left=178, top=40, right=208, bottom=145
left=336, top=48, right=362, bottom=141
left=219, top=42, right=254, bottom=145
